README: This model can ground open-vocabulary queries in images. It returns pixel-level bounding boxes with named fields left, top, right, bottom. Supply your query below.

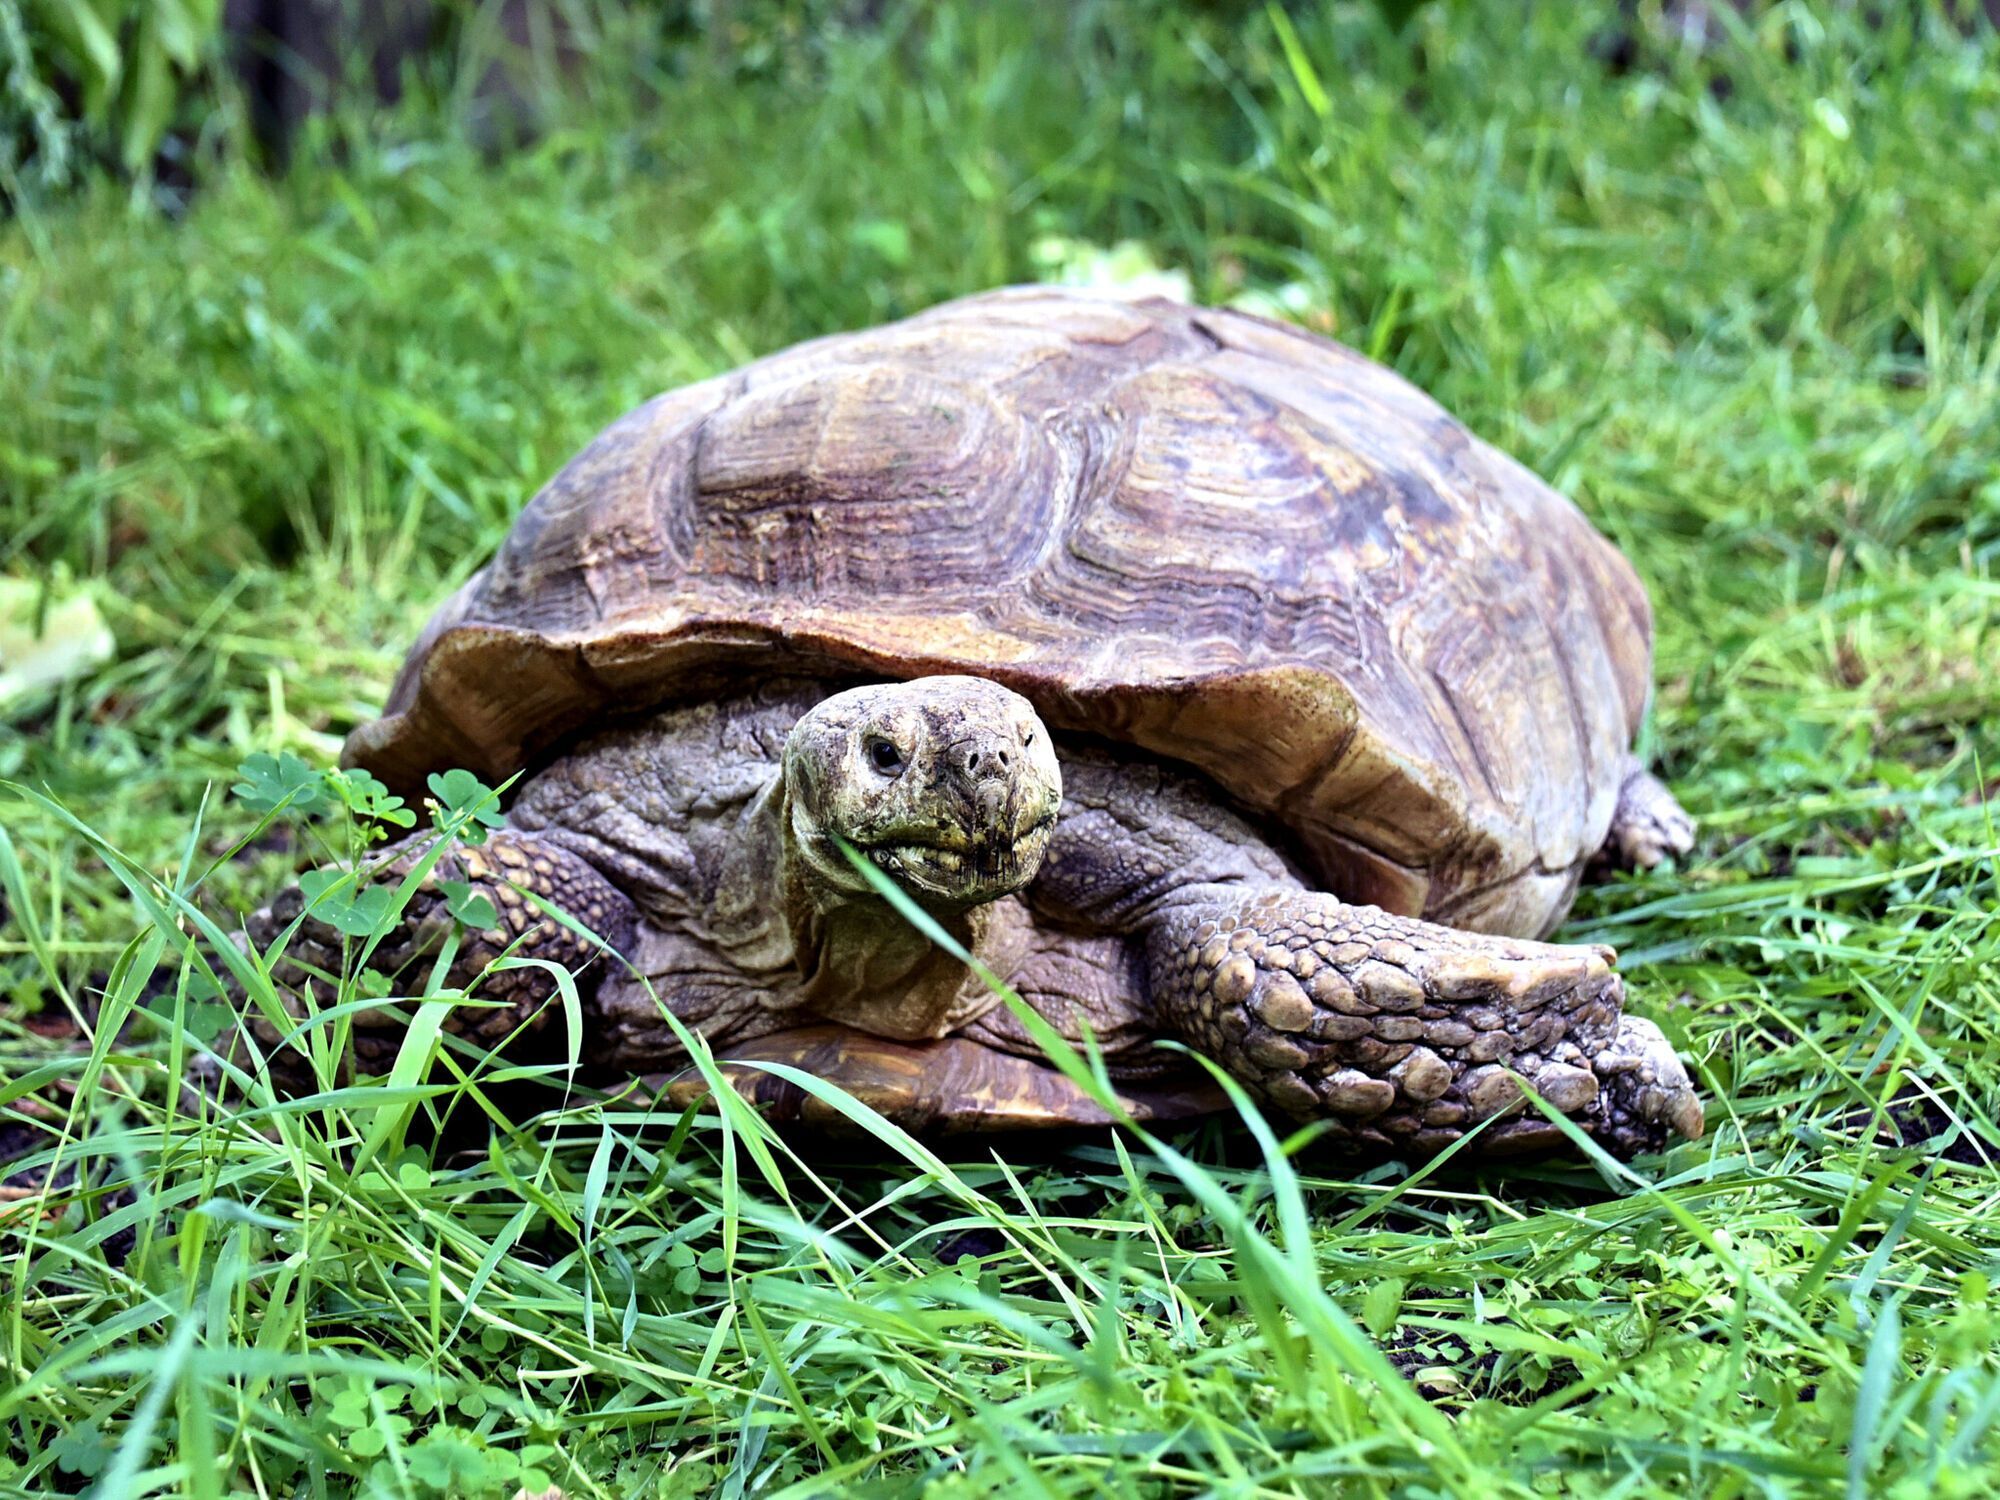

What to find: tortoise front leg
left=245, top=830, right=637, bottom=1074
left=1141, top=886, right=1703, bottom=1158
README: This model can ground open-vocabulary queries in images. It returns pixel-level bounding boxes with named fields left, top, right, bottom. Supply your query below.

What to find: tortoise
left=250, top=285, right=1704, bottom=1158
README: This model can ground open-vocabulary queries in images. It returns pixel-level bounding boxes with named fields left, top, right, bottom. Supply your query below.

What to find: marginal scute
left=655, top=1025, right=1226, bottom=1132
left=344, top=286, right=1654, bottom=941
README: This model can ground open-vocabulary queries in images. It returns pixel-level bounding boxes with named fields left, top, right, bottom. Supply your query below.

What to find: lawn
left=4, top=2, right=2000, bottom=1495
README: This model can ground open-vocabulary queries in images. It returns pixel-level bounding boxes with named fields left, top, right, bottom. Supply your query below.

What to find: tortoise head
left=782, top=676, right=1063, bottom=908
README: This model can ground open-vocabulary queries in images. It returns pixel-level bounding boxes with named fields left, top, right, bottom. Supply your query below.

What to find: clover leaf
left=406, top=1428, right=508, bottom=1493
left=327, top=1382, right=372, bottom=1430
left=328, top=767, right=417, bottom=828
left=438, top=878, right=498, bottom=931
left=49, top=1423, right=107, bottom=1478
left=426, top=768, right=505, bottom=845
left=299, top=868, right=394, bottom=937
left=232, top=750, right=325, bottom=816
left=142, top=992, right=237, bottom=1044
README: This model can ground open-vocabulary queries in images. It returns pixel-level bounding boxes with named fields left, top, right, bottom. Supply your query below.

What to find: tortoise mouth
left=858, top=811, right=1057, bottom=901
left=856, top=807, right=1057, bottom=854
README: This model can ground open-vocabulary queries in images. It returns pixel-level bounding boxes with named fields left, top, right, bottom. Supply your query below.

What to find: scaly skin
left=243, top=831, right=635, bottom=1075
left=1025, top=749, right=1703, bottom=1156
left=1142, top=889, right=1700, bottom=1156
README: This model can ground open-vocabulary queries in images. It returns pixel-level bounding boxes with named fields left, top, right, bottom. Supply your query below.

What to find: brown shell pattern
left=654, top=1026, right=1224, bottom=1135
left=345, top=287, right=1654, bottom=939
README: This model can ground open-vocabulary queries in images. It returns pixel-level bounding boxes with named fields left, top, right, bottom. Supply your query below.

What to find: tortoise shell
left=345, top=286, right=1653, bottom=941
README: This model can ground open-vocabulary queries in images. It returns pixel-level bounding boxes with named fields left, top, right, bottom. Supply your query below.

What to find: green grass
left=4, top=1, right=2000, bottom=1493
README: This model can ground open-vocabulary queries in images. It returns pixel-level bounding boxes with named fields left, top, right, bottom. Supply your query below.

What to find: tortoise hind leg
left=1599, top=759, right=1695, bottom=873
left=1141, top=886, right=1703, bottom=1158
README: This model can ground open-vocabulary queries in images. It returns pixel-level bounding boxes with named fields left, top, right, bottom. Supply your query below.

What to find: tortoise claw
left=1590, top=1015, right=1705, bottom=1152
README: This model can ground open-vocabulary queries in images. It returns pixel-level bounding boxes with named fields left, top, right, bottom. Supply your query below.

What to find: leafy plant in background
left=0, top=0, right=221, bottom=191
left=0, top=0, right=996, bottom=199
left=0, top=0, right=74, bottom=190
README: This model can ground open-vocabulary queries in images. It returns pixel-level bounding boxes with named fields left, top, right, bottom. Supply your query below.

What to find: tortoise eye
left=867, top=738, right=906, bottom=776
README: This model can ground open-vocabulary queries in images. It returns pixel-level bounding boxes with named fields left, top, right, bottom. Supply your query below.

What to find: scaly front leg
left=244, top=830, right=637, bottom=1076
left=1142, top=886, right=1703, bottom=1158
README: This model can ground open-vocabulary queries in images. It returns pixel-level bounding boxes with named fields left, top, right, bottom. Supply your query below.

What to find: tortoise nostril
left=961, top=742, right=1013, bottom=781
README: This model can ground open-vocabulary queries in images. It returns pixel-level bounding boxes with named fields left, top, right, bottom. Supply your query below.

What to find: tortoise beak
left=861, top=808, right=1056, bottom=905
left=947, top=744, right=1059, bottom=891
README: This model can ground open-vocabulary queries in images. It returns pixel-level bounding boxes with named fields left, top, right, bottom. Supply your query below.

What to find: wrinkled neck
left=771, top=778, right=1014, bottom=1041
